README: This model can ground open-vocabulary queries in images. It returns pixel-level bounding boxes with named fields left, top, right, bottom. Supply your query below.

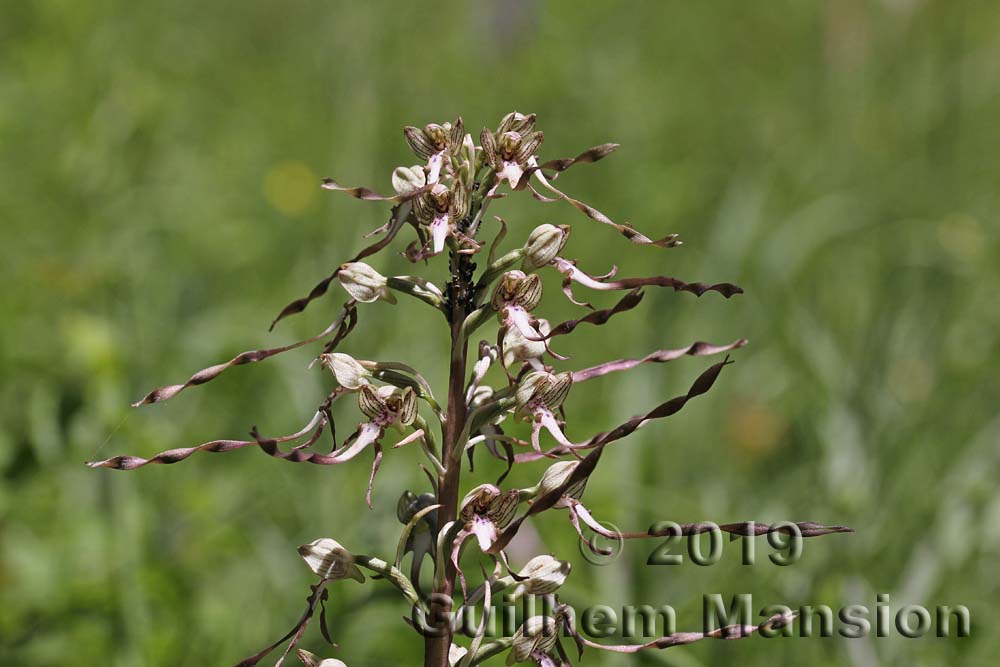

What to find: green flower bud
left=338, top=262, right=396, bottom=304
left=297, top=538, right=365, bottom=583
left=319, top=353, right=370, bottom=390
left=296, top=649, right=348, bottom=667
left=397, top=490, right=418, bottom=523
left=391, top=165, right=426, bottom=195
left=522, top=224, right=570, bottom=271
left=536, top=460, right=587, bottom=507
left=517, top=554, right=571, bottom=594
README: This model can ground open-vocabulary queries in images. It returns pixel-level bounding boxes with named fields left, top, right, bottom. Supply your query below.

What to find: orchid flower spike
left=88, top=111, right=844, bottom=667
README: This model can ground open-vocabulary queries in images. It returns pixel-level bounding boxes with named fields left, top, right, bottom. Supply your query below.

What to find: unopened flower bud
left=397, top=490, right=418, bottom=523
left=522, top=224, right=569, bottom=271
left=517, top=554, right=571, bottom=594
left=396, top=490, right=437, bottom=525
left=296, top=649, right=348, bottom=667
left=469, top=385, right=495, bottom=409
left=297, top=538, right=365, bottom=583
left=391, top=165, right=426, bottom=195
left=338, top=262, right=396, bottom=304
left=536, top=460, right=587, bottom=506
left=319, top=353, right=370, bottom=390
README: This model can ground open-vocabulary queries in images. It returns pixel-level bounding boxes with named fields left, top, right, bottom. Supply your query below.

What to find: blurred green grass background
left=2, top=1, right=998, bottom=665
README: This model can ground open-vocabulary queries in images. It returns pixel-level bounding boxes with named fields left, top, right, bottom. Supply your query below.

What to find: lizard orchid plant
left=89, top=112, right=850, bottom=667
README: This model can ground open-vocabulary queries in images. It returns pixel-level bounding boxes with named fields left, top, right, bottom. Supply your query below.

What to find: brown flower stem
left=424, top=249, right=473, bottom=667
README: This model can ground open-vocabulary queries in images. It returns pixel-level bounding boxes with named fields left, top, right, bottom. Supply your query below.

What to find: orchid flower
left=489, top=270, right=566, bottom=370
left=528, top=460, right=617, bottom=555
left=413, top=180, right=473, bottom=258
left=521, top=223, right=570, bottom=272
left=328, top=384, right=420, bottom=507
left=448, top=483, right=520, bottom=599
left=514, top=371, right=581, bottom=456
left=481, top=112, right=544, bottom=189
left=403, top=117, right=465, bottom=183
left=319, top=352, right=372, bottom=389
left=502, top=318, right=551, bottom=370
left=457, top=484, right=520, bottom=553
left=506, top=607, right=573, bottom=667
left=334, top=385, right=417, bottom=462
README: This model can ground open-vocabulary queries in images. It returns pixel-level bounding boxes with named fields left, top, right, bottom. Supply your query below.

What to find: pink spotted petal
left=471, top=515, right=498, bottom=551
left=429, top=215, right=450, bottom=255
left=426, top=152, right=444, bottom=183
left=499, top=160, right=524, bottom=186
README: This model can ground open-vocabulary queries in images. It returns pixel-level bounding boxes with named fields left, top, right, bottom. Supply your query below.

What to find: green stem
left=354, top=554, right=423, bottom=611
left=423, top=246, right=474, bottom=667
